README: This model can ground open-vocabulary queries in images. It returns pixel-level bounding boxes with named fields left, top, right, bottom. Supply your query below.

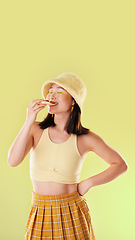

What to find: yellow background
left=0, top=0, right=134, bottom=239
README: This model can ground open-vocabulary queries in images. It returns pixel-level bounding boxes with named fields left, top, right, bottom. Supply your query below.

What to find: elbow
left=119, top=162, right=128, bottom=173
left=122, top=159, right=128, bottom=172
left=112, top=161, right=128, bottom=174
left=124, top=163, right=128, bottom=172
left=7, top=158, right=18, bottom=167
left=7, top=150, right=20, bottom=167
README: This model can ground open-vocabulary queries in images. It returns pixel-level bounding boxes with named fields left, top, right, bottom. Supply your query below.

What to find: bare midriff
left=31, top=123, right=89, bottom=196
left=32, top=179, right=78, bottom=195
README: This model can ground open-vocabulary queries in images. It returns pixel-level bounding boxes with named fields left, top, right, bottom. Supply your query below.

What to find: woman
left=8, top=72, right=128, bottom=240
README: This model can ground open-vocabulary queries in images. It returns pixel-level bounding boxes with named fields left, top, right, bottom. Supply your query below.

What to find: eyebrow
left=49, top=86, right=65, bottom=90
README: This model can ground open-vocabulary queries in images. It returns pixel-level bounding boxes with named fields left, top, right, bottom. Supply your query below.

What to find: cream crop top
left=29, top=127, right=84, bottom=184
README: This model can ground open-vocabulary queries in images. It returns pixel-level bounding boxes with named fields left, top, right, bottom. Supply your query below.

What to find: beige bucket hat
left=42, top=72, right=87, bottom=113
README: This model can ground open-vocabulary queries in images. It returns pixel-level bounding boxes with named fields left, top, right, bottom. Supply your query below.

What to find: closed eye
left=49, top=91, right=63, bottom=93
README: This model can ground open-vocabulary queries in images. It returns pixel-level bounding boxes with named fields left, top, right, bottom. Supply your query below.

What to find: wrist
left=87, top=177, right=95, bottom=189
left=24, top=119, right=33, bottom=128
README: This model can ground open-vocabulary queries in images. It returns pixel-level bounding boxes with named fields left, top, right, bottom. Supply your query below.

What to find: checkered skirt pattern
left=25, top=191, right=96, bottom=239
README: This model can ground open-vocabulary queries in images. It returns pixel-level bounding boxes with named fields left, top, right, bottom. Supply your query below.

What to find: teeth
left=49, top=102, right=58, bottom=105
left=49, top=101, right=57, bottom=104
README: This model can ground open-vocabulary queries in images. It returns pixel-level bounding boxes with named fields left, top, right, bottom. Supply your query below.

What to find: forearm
left=88, top=163, right=128, bottom=188
left=7, top=120, right=32, bottom=167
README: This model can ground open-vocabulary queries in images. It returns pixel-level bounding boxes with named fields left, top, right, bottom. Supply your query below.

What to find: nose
left=50, top=92, right=56, bottom=99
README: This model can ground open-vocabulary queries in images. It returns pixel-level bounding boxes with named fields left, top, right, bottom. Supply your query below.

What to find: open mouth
left=45, top=100, right=58, bottom=105
left=49, top=101, right=58, bottom=105
left=50, top=102, right=58, bottom=106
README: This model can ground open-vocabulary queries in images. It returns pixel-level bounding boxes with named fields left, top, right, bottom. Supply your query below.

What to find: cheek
left=62, top=93, right=71, bottom=100
left=61, top=95, right=72, bottom=108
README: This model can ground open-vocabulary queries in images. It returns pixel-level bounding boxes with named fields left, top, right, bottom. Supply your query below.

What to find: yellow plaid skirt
left=25, top=191, right=96, bottom=240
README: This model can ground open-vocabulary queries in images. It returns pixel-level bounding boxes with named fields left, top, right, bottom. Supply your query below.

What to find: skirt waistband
left=31, top=191, right=86, bottom=206
left=32, top=190, right=80, bottom=201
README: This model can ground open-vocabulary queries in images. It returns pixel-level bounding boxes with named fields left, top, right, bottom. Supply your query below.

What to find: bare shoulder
left=30, top=121, right=40, bottom=138
left=31, top=121, right=44, bottom=147
left=81, top=130, right=128, bottom=168
left=30, top=121, right=41, bottom=137
left=34, top=121, right=41, bottom=128
left=78, top=130, right=106, bottom=152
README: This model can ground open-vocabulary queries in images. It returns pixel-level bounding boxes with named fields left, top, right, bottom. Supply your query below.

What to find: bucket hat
left=42, top=72, right=87, bottom=114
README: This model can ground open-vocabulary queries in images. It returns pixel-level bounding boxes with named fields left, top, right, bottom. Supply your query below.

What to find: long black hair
left=38, top=98, right=90, bottom=135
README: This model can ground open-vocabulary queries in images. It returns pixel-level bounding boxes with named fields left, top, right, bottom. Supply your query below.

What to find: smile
left=49, top=103, right=58, bottom=106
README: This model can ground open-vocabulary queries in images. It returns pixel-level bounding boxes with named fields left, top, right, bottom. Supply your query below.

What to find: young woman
left=8, top=72, right=128, bottom=240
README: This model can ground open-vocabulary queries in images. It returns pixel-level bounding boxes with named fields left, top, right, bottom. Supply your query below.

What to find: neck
left=53, top=112, right=71, bottom=133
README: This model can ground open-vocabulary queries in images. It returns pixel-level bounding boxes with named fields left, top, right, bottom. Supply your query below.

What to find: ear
left=72, top=99, right=75, bottom=106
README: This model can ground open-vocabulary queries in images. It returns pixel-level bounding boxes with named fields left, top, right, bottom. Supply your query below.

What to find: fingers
left=35, top=100, right=55, bottom=106
left=26, top=99, right=47, bottom=123
left=31, top=99, right=45, bottom=108
left=34, top=104, right=46, bottom=111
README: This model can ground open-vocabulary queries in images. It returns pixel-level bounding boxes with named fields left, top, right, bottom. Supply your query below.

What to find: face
left=46, top=83, right=75, bottom=115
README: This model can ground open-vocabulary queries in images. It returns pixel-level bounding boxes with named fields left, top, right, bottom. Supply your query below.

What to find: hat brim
left=42, top=79, right=83, bottom=114
left=42, top=80, right=75, bottom=101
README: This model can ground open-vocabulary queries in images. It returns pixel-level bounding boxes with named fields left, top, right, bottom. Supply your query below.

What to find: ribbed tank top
left=29, top=127, right=84, bottom=184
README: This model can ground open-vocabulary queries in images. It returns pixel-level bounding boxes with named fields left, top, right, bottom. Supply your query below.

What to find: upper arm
left=22, top=122, right=35, bottom=160
left=85, top=131, right=128, bottom=168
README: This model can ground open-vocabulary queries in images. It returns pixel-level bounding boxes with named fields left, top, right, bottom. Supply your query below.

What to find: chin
left=48, top=110, right=56, bottom=114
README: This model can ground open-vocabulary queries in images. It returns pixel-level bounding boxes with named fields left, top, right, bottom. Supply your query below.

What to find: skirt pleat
left=43, top=205, right=53, bottom=238
left=60, top=201, right=76, bottom=238
left=25, top=191, right=96, bottom=240
left=74, top=201, right=90, bottom=238
left=51, top=201, right=64, bottom=238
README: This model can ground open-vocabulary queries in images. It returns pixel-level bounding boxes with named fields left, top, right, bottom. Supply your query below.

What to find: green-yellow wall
left=1, top=1, right=134, bottom=239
